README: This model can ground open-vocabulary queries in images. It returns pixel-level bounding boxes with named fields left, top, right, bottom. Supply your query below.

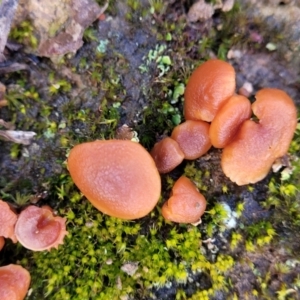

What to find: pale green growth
left=139, top=44, right=172, bottom=77
left=97, top=39, right=109, bottom=53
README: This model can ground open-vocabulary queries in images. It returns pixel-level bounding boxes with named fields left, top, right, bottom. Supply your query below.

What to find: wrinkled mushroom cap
left=150, top=137, right=185, bottom=173
left=68, top=140, right=161, bottom=219
left=0, top=200, right=18, bottom=243
left=209, top=94, right=252, bottom=148
left=221, top=88, right=297, bottom=185
left=171, top=120, right=211, bottom=160
left=184, top=59, right=236, bottom=122
left=0, top=264, right=31, bottom=300
left=162, top=176, right=207, bottom=223
left=253, top=88, right=297, bottom=156
left=15, top=205, right=67, bottom=251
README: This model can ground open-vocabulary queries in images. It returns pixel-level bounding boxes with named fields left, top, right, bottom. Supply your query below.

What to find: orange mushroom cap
left=252, top=88, right=297, bottom=157
left=162, top=176, right=207, bottom=223
left=184, top=59, right=236, bottom=122
left=68, top=140, right=161, bottom=219
left=209, top=94, right=252, bottom=148
left=0, top=264, right=31, bottom=300
left=221, top=88, right=297, bottom=185
left=171, top=120, right=211, bottom=160
left=14, top=205, right=67, bottom=251
left=150, top=137, right=185, bottom=173
left=0, top=200, right=18, bottom=243
left=0, top=236, right=5, bottom=251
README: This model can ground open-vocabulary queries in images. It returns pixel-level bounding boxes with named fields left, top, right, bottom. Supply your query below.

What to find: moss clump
left=9, top=20, right=38, bottom=49
left=17, top=174, right=236, bottom=299
left=262, top=121, right=300, bottom=228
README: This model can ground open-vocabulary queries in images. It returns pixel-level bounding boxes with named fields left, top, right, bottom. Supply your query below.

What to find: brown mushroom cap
left=0, top=200, right=18, bottom=243
left=171, top=120, right=211, bottom=160
left=0, top=264, right=31, bottom=300
left=162, top=176, right=207, bottom=223
left=68, top=140, right=161, bottom=219
left=150, top=137, right=185, bottom=173
left=209, top=94, right=252, bottom=148
left=221, top=88, right=297, bottom=185
left=15, top=205, right=67, bottom=251
left=184, top=59, right=236, bottom=122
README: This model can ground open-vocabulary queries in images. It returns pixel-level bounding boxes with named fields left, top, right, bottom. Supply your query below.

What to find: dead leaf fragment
left=272, top=155, right=291, bottom=173
left=222, top=0, right=235, bottom=12
left=187, top=0, right=235, bottom=22
left=115, top=124, right=139, bottom=142
left=0, top=119, right=15, bottom=130
left=116, top=124, right=134, bottom=140
left=116, top=276, right=122, bottom=290
left=0, top=130, right=36, bottom=145
left=121, top=262, right=139, bottom=276
left=187, top=0, right=214, bottom=22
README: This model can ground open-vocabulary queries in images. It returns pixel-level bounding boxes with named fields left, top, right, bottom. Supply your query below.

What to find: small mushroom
left=150, top=137, right=185, bottom=173
left=0, top=199, right=18, bottom=243
left=162, top=176, right=207, bottom=223
left=184, top=59, right=236, bottom=122
left=0, top=264, right=31, bottom=300
left=171, top=120, right=211, bottom=159
left=209, top=94, right=252, bottom=148
left=14, top=205, right=67, bottom=251
left=221, top=88, right=297, bottom=185
left=68, top=140, right=161, bottom=219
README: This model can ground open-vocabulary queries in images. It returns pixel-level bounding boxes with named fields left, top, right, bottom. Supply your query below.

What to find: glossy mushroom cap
left=15, top=206, right=67, bottom=251
left=171, top=120, right=211, bottom=160
left=184, top=59, right=236, bottom=122
left=0, top=200, right=18, bottom=243
left=221, top=88, right=297, bottom=185
left=150, top=137, right=185, bottom=173
left=0, top=264, right=31, bottom=300
left=253, top=88, right=297, bottom=156
left=68, top=140, right=161, bottom=219
left=162, top=176, right=206, bottom=223
left=209, top=94, right=252, bottom=148
left=0, top=236, right=4, bottom=251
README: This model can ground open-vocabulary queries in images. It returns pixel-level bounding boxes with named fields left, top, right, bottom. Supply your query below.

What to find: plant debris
left=0, top=130, right=36, bottom=145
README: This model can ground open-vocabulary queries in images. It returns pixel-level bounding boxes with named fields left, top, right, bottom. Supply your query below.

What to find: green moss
left=262, top=121, right=300, bottom=228
left=48, top=73, right=72, bottom=95
left=9, top=20, right=38, bottom=49
left=20, top=180, right=236, bottom=299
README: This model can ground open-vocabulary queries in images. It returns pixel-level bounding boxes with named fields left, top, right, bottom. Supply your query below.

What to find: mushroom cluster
left=0, top=200, right=67, bottom=299
left=67, top=59, right=297, bottom=224
left=151, top=59, right=297, bottom=186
